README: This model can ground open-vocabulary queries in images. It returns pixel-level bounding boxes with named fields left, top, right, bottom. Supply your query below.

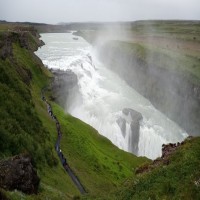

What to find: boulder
left=0, top=154, right=40, bottom=194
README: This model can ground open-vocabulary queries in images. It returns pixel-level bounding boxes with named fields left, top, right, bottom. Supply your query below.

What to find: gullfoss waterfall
left=36, top=33, right=187, bottom=159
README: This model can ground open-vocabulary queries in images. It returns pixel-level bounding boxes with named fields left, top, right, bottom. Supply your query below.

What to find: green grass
left=112, top=137, right=200, bottom=200
left=130, top=21, right=200, bottom=41
left=0, top=23, right=13, bottom=32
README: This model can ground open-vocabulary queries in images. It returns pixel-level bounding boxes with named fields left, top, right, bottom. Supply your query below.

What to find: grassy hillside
left=0, top=28, right=79, bottom=199
left=111, top=137, right=200, bottom=200
left=0, top=25, right=148, bottom=199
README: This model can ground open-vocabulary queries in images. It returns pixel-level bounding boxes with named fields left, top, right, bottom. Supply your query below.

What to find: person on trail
left=58, top=130, right=62, bottom=136
left=55, top=143, right=59, bottom=151
left=62, top=158, right=67, bottom=165
left=59, top=150, right=64, bottom=159
left=56, top=123, right=60, bottom=131
left=49, top=110, right=52, bottom=116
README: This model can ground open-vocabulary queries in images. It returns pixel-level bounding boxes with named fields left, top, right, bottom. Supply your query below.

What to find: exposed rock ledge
left=135, top=136, right=193, bottom=174
left=0, top=154, right=40, bottom=194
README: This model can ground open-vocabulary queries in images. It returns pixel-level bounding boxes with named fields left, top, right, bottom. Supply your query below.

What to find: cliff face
left=0, top=27, right=44, bottom=60
left=51, top=69, right=80, bottom=109
left=97, top=41, right=200, bottom=136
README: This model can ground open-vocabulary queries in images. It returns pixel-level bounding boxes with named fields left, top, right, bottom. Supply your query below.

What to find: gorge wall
left=97, top=41, right=200, bottom=136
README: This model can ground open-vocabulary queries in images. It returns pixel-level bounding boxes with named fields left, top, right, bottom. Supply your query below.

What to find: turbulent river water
left=36, top=33, right=187, bottom=159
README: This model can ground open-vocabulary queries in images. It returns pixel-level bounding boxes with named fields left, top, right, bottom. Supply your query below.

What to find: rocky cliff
left=0, top=27, right=44, bottom=60
left=51, top=69, right=80, bottom=109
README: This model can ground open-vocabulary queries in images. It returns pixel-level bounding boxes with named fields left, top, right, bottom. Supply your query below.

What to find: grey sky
left=0, top=0, right=200, bottom=24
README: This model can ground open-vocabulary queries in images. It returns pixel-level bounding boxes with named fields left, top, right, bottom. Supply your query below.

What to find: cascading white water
left=36, top=33, right=188, bottom=159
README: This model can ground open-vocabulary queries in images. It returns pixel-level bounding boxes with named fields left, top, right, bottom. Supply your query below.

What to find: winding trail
left=41, top=88, right=86, bottom=194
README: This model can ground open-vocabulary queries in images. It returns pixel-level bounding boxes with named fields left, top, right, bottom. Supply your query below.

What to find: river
left=35, top=33, right=187, bottom=159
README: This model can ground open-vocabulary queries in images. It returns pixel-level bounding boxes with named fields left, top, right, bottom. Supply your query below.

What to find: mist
left=90, top=21, right=200, bottom=137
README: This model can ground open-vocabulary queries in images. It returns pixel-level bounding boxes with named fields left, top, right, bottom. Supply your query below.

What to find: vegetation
left=110, top=137, right=200, bottom=200
left=0, top=38, right=55, bottom=168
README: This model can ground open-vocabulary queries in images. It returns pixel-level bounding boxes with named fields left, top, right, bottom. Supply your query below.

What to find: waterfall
left=36, top=33, right=188, bottom=159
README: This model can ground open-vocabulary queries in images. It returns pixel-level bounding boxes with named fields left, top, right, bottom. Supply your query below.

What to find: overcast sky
left=0, top=0, right=200, bottom=24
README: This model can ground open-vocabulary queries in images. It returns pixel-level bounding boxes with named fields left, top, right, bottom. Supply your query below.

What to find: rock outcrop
left=116, top=117, right=126, bottom=137
left=51, top=69, right=81, bottom=109
left=0, top=33, right=13, bottom=60
left=135, top=136, right=193, bottom=174
left=0, top=28, right=44, bottom=60
left=0, top=154, right=40, bottom=194
left=123, top=108, right=143, bottom=154
left=117, top=108, right=143, bottom=155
